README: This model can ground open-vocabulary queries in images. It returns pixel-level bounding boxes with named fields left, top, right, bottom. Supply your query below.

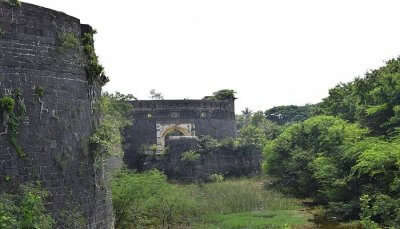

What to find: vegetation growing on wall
left=0, top=89, right=26, bottom=158
left=89, top=92, right=133, bottom=162
left=0, top=27, right=4, bottom=37
left=34, top=86, right=44, bottom=98
left=57, top=32, right=80, bottom=52
left=82, top=30, right=109, bottom=86
left=6, top=0, right=21, bottom=7
left=181, top=150, right=200, bottom=162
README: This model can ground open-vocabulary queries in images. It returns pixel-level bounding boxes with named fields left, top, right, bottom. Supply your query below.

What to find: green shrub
left=181, top=150, right=200, bottom=162
left=89, top=93, right=132, bottom=162
left=0, top=183, right=55, bottom=229
left=111, top=169, right=202, bottom=229
left=0, top=96, right=15, bottom=113
left=58, top=32, right=79, bottom=52
left=0, top=93, right=26, bottom=158
left=209, top=173, right=224, bottom=183
left=203, top=89, right=236, bottom=100
left=82, top=30, right=109, bottom=86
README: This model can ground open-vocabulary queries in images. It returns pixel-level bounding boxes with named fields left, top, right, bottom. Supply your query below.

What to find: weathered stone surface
left=144, top=137, right=261, bottom=181
left=123, top=99, right=237, bottom=170
left=0, top=2, right=112, bottom=228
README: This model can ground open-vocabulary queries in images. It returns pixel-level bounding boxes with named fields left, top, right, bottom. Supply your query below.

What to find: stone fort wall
left=123, top=99, right=236, bottom=170
left=0, top=2, right=112, bottom=228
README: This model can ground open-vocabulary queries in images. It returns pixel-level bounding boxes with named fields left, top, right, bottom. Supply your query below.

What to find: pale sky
left=23, top=0, right=400, bottom=113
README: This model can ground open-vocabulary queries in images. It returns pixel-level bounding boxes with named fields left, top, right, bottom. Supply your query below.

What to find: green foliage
left=34, top=86, right=44, bottom=98
left=58, top=32, right=79, bottom=52
left=320, top=57, right=400, bottom=135
left=0, top=183, right=55, bottom=229
left=0, top=91, right=26, bottom=158
left=0, top=27, right=4, bottom=37
left=59, top=204, right=87, bottom=228
left=208, top=173, right=224, bottom=183
left=82, top=30, right=109, bottom=86
left=237, top=111, right=283, bottom=148
left=0, top=96, right=15, bottom=113
left=181, top=150, right=200, bottom=162
left=263, top=114, right=400, bottom=225
left=203, top=210, right=310, bottom=229
left=7, top=0, right=21, bottom=7
left=90, top=93, right=133, bottom=161
left=203, top=89, right=237, bottom=100
left=0, top=194, right=18, bottom=229
left=263, top=116, right=368, bottom=218
left=112, top=169, right=201, bottom=228
left=264, top=105, right=315, bottom=125
left=359, top=195, right=382, bottom=229
left=112, top=171, right=306, bottom=229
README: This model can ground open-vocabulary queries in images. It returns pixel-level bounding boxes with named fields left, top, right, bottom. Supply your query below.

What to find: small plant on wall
left=82, top=29, right=109, bottom=86
left=181, top=151, right=200, bottom=162
left=7, top=0, right=21, bottom=7
left=0, top=89, right=26, bottom=158
left=0, top=27, right=5, bottom=38
left=58, top=32, right=80, bottom=53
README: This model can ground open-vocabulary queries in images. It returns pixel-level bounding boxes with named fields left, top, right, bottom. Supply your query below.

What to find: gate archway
left=156, top=123, right=195, bottom=151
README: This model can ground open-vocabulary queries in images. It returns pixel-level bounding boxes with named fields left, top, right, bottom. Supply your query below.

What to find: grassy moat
left=112, top=171, right=362, bottom=229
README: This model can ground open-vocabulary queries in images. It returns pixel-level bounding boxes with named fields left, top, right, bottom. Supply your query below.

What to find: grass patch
left=199, top=210, right=311, bottom=229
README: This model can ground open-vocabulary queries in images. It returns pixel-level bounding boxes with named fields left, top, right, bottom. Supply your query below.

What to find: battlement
left=130, top=99, right=235, bottom=120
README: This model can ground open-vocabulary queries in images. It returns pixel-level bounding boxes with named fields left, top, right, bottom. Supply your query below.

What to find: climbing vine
left=0, top=89, right=26, bottom=158
left=82, top=30, right=109, bottom=86
left=34, top=86, right=48, bottom=120
left=88, top=93, right=133, bottom=189
left=0, top=27, right=4, bottom=38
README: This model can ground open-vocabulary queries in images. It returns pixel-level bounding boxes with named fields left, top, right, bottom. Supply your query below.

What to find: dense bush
left=263, top=116, right=366, bottom=201
left=236, top=111, right=283, bottom=147
left=90, top=93, right=133, bottom=163
left=0, top=183, right=54, bottom=229
left=264, top=115, right=400, bottom=225
left=263, top=57, right=400, bottom=227
left=112, top=169, right=201, bottom=229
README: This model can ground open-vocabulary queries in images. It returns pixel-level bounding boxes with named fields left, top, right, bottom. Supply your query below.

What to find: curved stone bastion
left=0, top=2, right=112, bottom=228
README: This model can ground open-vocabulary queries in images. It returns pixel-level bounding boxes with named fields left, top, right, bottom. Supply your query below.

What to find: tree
left=320, top=57, right=400, bottom=136
left=149, top=89, right=164, bottom=100
left=203, top=89, right=237, bottom=100
left=264, top=105, right=314, bottom=125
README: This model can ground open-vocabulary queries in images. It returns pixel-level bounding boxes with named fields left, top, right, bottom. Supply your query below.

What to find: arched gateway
left=123, top=99, right=236, bottom=168
left=157, top=123, right=195, bottom=151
